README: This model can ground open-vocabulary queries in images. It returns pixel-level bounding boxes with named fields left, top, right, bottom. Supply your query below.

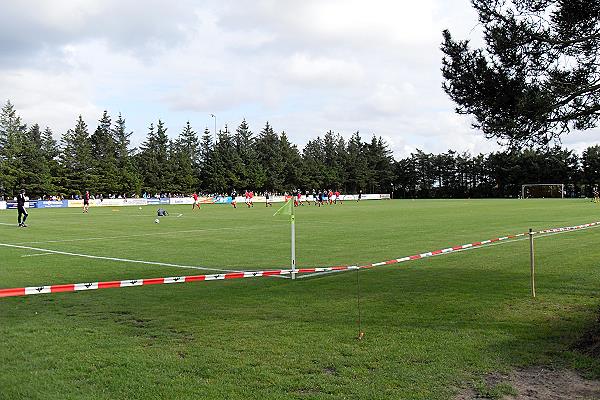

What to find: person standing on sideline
left=357, top=190, right=362, bottom=202
left=17, top=189, right=29, bottom=227
left=83, top=190, right=90, bottom=213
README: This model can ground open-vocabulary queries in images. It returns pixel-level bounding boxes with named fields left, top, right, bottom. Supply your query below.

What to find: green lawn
left=1, top=199, right=600, bottom=399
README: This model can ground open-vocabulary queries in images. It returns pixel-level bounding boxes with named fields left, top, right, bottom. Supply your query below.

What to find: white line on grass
left=10, top=227, right=244, bottom=245
left=9, top=220, right=340, bottom=246
left=21, top=253, right=56, bottom=257
left=0, top=242, right=245, bottom=273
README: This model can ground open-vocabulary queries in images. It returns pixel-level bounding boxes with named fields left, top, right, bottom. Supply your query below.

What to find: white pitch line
left=9, top=220, right=339, bottom=246
left=10, top=226, right=244, bottom=245
left=0, top=242, right=244, bottom=273
left=0, top=222, right=17, bottom=226
left=21, top=252, right=56, bottom=257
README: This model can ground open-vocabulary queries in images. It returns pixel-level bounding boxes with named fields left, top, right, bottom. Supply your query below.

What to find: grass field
left=1, top=199, right=600, bottom=399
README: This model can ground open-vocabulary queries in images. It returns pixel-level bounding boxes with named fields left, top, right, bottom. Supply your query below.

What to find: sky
left=1, top=0, right=599, bottom=158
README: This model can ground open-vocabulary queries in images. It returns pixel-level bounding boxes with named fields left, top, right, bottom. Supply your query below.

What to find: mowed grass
left=1, top=199, right=600, bottom=399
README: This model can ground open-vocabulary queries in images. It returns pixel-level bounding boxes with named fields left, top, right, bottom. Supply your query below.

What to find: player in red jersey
left=249, top=191, right=254, bottom=207
left=334, top=190, right=341, bottom=204
left=328, top=189, right=334, bottom=205
left=192, top=192, right=201, bottom=210
left=83, top=190, right=90, bottom=213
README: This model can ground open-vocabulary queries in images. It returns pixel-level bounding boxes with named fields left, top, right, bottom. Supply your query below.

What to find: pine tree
left=256, top=122, right=283, bottom=191
left=60, top=116, right=93, bottom=195
left=441, top=0, right=600, bottom=146
left=279, top=131, right=302, bottom=191
left=301, top=137, right=325, bottom=190
left=41, top=127, right=62, bottom=195
left=233, top=119, right=259, bottom=190
left=21, top=124, right=52, bottom=196
left=345, top=132, right=368, bottom=193
left=198, top=127, right=214, bottom=193
left=138, top=121, right=171, bottom=195
left=211, top=124, right=240, bottom=193
left=171, top=122, right=200, bottom=194
left=0, top=100, right=27, bottom=197
left=90, top=111, right=119, bottom=196
left=112, top=113, right=141, bottom=195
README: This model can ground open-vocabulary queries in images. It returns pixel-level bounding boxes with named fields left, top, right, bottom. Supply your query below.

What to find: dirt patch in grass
left=574, top=309, right=600, bottom=358
left=455, top=366, right=600, bottom=399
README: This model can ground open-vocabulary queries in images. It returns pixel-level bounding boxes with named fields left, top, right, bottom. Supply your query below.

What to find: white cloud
left=0, top=0, right=596, bottom=160
left=284, top=53, right=364, bottom=85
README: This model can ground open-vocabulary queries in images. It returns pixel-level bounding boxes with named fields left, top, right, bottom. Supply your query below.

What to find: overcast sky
left=2, top=0, right=599, bottom=157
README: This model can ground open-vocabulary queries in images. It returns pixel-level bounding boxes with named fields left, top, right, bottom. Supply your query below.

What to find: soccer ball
left=154, top=218, right=160, bottom=224
left=139, top=206, right=142, bottom=210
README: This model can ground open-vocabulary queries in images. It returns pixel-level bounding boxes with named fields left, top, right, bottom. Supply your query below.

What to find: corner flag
left=273, top=198, right=293, bottom=217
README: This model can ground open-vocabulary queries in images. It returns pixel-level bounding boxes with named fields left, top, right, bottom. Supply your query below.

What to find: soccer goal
left=521, top=184, right=564, bottom=199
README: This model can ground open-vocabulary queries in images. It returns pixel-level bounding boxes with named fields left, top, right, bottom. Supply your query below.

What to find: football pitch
left=1, top=199, right=600, bottom=399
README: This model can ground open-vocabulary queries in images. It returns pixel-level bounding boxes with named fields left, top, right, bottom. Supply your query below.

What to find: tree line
left=1, top=100, right=599, bottom=199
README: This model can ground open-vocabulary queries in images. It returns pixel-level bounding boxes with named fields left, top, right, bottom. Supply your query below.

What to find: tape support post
left=1, top=221, right=599, bottom=298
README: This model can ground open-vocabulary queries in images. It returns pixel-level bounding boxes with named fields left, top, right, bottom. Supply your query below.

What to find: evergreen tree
left=441, top=0, right=600, bottom=146
left=138, top=120, right=171, bottom=195
left=171, top=122, right=200, bottom=194
left=90, top=111, right=119, bottom=195
left=345, top=132, right=368, bottom=193
left=279, top=131, right=302, bottom=190
left=211, top=124, right=241, bottom=193
left=233, top=119, right=262, bottom=190
left=0, top=100, right=28, bottom=198
left=41, top=127, right=62, bottom=196
left=198, top=127, right=214, bottom=193
left=256, top=122, right=283, bottom=191
left=112, top=113, right=141, bottom=195
left=301, top=137, right=326, bottom=190
left=582, top=145, right=600, bottom=195
left=21, top=124, right=52, bottom=196
left=60, top=116, right=93, bottom=195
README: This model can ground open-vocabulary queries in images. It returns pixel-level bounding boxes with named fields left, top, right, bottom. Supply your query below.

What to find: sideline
left=9, top=227, right=244, bottom=245
left=0, top=242, right=243, bottom=273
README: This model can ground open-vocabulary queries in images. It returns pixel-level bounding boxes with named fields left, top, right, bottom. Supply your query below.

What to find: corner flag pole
left=529, top=228, right=536, bottom=298
left=273, top=197, right=296, bottom=280
left=291, top=198, right=296, bottom=280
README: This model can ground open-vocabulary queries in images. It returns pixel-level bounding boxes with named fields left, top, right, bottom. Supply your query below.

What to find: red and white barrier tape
left=1, top=221, right=599, bottom=298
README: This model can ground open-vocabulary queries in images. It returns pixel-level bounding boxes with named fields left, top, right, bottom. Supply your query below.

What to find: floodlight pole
left=210, top=114, right=217, bottom=140
left=529, top=228, right=536, bottom=298
left=291, top=198, right=296, bottom=280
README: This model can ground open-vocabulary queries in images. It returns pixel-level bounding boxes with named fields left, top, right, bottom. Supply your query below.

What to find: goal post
left=521, top=184, right=564, bottom=199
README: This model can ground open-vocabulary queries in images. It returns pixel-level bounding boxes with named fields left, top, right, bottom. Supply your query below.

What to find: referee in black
left=17, top=189, right=28, bottom=227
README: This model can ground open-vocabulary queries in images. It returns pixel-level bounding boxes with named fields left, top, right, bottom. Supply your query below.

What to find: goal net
left=521, top=184, right=564, bottom=199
